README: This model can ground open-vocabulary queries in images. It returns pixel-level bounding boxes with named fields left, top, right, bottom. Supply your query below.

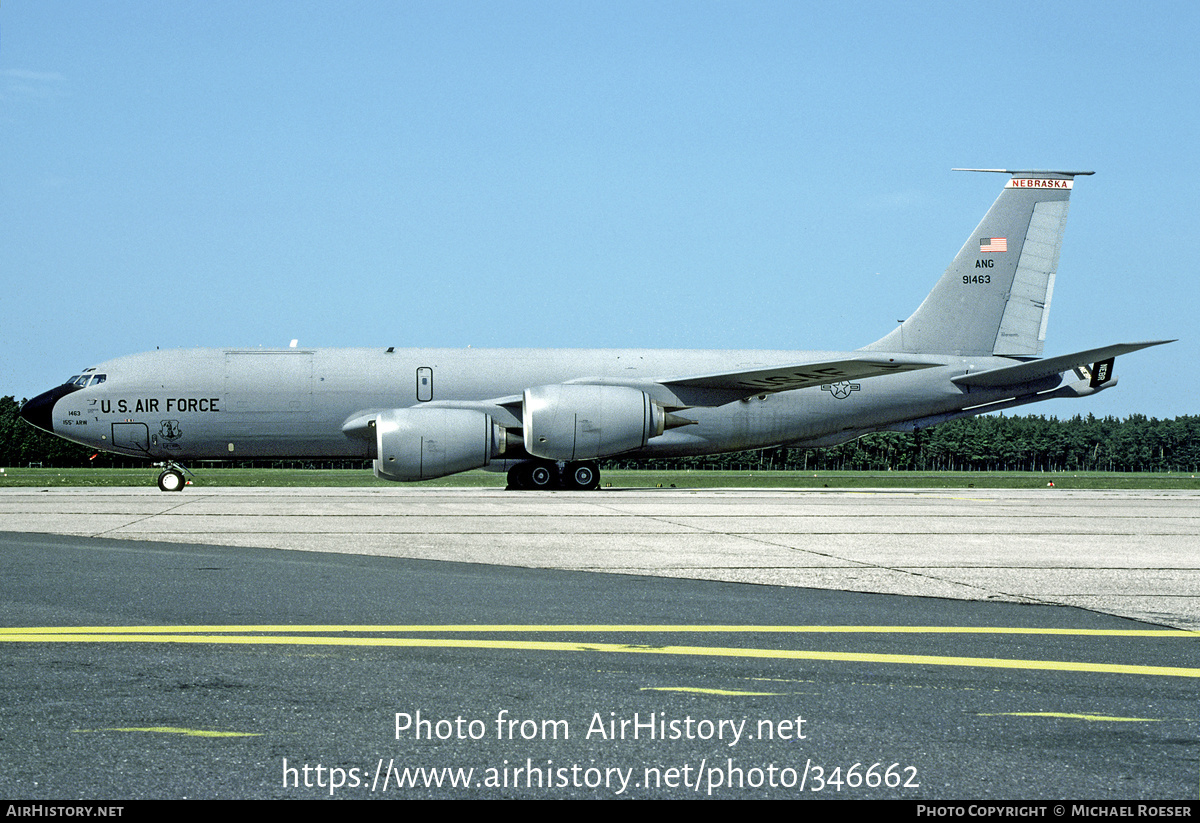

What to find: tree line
left=614, top=413, right=1200, bottom=473
left=3, top=394, right=1197, bottom=472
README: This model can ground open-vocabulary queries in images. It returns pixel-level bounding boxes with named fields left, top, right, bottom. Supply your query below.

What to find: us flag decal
left=979, top=237, right=1007, bottom=253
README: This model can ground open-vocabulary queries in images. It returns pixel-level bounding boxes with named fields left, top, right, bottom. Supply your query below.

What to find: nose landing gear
left=155, top=462, right=191, bottom=492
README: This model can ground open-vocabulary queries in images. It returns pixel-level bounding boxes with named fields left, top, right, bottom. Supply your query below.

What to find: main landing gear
left=155, top=462, right=191, bottom=492
left=506, top=460, right=600, bottom=491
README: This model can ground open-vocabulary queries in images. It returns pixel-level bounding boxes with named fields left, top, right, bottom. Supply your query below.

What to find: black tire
left=506, top=464, right=528, bottom=490
left=157, top=469, right=185, bottom=492
left=564, top=461, right=600, bottom=490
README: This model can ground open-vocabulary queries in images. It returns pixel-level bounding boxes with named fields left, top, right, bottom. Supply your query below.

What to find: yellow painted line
left=75, top=726, right=262, bottom=738
left=979, top=713, right=1160, bottom=723
left=642, top=687, right=784, bottom=696
left=0, top=625, right=1194, bottom=637
left=3, top=633, right=1198, bottom=678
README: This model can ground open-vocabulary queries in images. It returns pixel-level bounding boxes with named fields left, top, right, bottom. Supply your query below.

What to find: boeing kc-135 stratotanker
left=20, top=170, right=1171, bottom=491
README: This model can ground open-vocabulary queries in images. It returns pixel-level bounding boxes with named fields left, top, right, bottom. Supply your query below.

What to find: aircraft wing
left=658, top=357, right=942, bottom=407
left=951, top=341, right=1174, bottom=389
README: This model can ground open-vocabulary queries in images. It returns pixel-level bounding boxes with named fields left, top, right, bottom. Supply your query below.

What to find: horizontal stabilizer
left=951, top=341, right=1173, bottom=388
left=663, top=357, right=941, bottom=406
left=953, top=168, right=1095, bottom=177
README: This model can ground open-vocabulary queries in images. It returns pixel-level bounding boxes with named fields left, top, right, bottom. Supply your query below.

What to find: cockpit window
left=66, top=372, right=104, bottom=387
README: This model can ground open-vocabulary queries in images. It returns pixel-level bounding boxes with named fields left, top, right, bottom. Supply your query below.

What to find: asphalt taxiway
left=2, top=486, right=1197, bottom=629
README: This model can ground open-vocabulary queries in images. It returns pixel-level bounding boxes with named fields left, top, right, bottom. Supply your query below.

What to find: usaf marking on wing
left=20, top=170, right=1172, bottom=491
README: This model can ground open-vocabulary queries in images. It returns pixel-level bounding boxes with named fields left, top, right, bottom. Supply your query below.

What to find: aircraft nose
left=19, top=383, right=81, bottom=433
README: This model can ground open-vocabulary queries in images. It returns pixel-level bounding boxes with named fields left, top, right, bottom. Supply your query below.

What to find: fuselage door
left=111, top=422, right=149, bottom=453
left=417, top=367, right=433, bottom=402
left=225, top=351, right=313, bottom=413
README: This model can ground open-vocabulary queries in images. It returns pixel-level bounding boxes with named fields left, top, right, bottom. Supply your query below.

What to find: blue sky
left=3, top=1, right=1196, bottom=418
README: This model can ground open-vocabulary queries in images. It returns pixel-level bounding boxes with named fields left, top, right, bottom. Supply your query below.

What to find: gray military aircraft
left=20, top=169, right=1170, bottom=491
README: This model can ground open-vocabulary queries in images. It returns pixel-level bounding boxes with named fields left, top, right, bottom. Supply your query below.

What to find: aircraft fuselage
left=29, top=345, right=1077, bottom=463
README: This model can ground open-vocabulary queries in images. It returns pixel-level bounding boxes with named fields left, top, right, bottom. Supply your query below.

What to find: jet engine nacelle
left=374, top=407, right=505, bottom=481
left=522, top=384, right=665, bottom=461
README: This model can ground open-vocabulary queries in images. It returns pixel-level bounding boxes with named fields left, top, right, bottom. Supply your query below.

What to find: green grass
left=1, top=467, right=1196, bottom=490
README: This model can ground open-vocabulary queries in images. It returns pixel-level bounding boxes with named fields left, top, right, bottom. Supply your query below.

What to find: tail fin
left=864, top=169, right=1093, bottom=356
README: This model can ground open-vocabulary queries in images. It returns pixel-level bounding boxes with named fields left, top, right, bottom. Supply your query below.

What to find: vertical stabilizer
left=864, top=170, right=1092, bottom=356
